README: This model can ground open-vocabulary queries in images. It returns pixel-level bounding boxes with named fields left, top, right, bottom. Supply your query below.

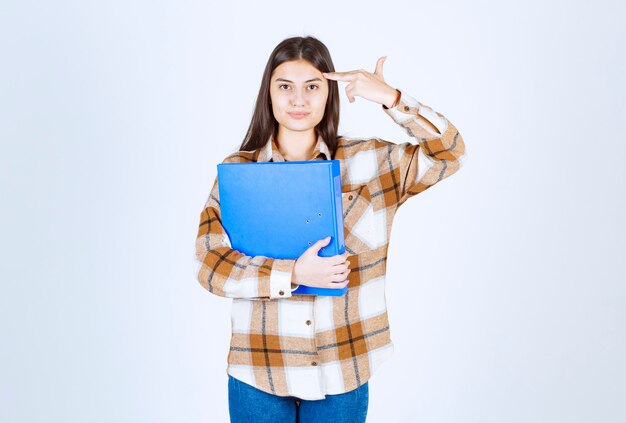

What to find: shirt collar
left=256, top=133, right=332, bottom=162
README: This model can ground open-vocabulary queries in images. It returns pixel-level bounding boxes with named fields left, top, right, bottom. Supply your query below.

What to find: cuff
left=382, top=89, right=420, bottom=122
left=383, top=90, right=448, bottom=139
left=269, top=258, right=297, bottom=299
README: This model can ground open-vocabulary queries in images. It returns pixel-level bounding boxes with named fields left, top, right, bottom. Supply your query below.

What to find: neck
left=275, top=128, right=317, bottom=161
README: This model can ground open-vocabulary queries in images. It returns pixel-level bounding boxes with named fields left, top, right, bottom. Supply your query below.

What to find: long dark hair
left=238, top=36, right=341, bottom=155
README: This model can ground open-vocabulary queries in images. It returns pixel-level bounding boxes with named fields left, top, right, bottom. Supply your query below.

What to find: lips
left=288, top=112, right=310, bottom=119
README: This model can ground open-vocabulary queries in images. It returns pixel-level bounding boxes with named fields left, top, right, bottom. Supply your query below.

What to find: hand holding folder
left=217, top=160, right=349, bottom=296
left=291, top=235, right=351, bottom=293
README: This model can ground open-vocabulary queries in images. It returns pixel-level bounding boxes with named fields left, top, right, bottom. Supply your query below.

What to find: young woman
left=195, top=36, right=466, bottom=423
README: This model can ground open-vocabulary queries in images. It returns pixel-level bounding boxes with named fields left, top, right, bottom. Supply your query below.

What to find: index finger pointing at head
left=322, top=71, right=354, bottom=82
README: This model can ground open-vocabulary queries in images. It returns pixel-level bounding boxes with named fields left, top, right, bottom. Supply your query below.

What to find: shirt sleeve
left=194, top=175, right=299, bottom=299
left=382, top=89, right=466, bottom=208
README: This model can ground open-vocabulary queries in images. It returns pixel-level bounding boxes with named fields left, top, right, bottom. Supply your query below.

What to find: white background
left=1, top=0, right=625, bottom=422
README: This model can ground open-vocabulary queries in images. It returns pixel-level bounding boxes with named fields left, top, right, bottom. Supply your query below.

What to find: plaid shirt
left=194, top=89, right=466, bottom=400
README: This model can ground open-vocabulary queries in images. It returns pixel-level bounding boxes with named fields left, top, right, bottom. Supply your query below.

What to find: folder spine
left=291, top=160, right=348, bottom=296
left=332, top=160, right=345, bottom=252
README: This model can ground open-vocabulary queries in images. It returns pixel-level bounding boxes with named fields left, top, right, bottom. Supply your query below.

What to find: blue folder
left=217, top=159, right=348, bottom=296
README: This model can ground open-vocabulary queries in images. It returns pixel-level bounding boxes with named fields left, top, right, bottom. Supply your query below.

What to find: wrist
left=291, top=261, right=299, bottom=283
left=382, top=88, right=401, bottom=109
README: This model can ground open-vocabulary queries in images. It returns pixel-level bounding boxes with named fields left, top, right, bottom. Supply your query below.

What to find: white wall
left=1, top=0, right=624, bottom=421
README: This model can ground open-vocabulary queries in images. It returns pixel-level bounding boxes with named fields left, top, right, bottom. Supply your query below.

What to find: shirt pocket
left=341, top=184, right=385, bottom=255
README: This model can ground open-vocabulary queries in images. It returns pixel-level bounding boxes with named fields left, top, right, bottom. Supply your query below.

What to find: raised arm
left=194, top=176, right=299, bottom=299
left=382, top=89, right=466, bottom=207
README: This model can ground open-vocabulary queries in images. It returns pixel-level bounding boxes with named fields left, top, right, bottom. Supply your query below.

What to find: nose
left=291, top=87, right=306, bottom=107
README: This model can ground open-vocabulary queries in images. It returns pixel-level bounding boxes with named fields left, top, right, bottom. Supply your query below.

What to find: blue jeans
left=228, top=375, right=369, bottom=423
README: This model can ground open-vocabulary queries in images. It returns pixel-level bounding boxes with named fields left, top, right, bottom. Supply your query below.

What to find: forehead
left=271, top=60, right=321, bottom=81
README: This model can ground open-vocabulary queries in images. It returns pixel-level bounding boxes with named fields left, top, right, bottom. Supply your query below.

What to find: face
left=269, top=59, right=329, bottom=135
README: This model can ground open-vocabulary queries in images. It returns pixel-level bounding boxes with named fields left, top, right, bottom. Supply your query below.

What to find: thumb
left=312, top=236, right=332, bottom=252
left=374, top=56, right=386, bottom=77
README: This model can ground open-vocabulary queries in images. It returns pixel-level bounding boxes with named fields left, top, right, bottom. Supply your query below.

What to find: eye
left=279, top=84, right=290, bottom=90
left=308, top=85, right=319, bottom=90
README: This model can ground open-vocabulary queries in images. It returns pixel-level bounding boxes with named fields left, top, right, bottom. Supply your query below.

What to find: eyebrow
left=275, top=78, right=323, bottom=83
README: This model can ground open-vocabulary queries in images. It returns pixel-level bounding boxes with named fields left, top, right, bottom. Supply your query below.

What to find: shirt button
left=348, top=195, right=353, bottom=200
left=279, top=290, right=285, bottom=296
left=306, top=320, right=311, bottom=325
left=404, top=105, right=410, bottom=111
left=311, top=361, right=318, bottom=366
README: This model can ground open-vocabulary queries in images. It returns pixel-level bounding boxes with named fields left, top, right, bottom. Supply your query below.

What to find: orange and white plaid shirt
left=194, top=89, right=466, bottom=400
